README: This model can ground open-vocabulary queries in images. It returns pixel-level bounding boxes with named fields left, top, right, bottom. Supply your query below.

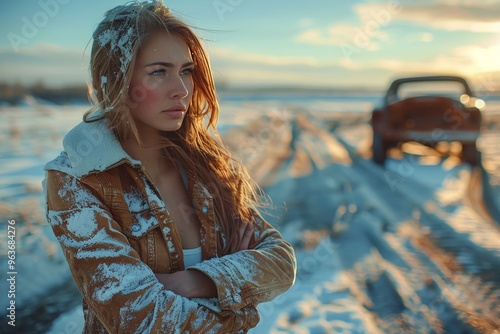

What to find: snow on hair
left=94, top=1, right=166, bottom=75
left=89, top=1, right=167, bottom=114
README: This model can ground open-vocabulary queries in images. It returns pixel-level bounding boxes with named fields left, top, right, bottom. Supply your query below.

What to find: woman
left=43, top=1, right=296, bottom=333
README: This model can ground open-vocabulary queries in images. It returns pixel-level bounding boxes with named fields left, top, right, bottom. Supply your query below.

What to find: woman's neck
left=120, top=133, right=176, bottom=181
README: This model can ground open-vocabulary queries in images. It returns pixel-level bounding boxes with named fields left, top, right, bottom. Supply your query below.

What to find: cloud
left=298, top=18, right=315, bottom=28
left=0, top=43, right=86, bottom=62
left=208, top=46, right=322, bottom=67
left=296, top=0, right=500, bottom=51
left=449, top=44, right=500, bottom=73
left=0, top=43, right=88, bottom=86
left=295, top=2, right=398, bottom=49
left=418, top=33, right=434, bottom=43
left=201, top=42, right=500, bottom=89
left=375, top=44, right=500, bottom=74
left=356, top=0, right=500, bottom=33
left=207, top=45, right=372, bottom=87
left=295, top=23, right=387, bottom=51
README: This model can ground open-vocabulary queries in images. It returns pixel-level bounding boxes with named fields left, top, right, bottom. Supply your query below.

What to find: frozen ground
left=1, top=97, right=500, bottom=334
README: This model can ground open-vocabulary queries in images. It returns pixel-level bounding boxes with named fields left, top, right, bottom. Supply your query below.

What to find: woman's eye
left=181, top=67, right=194, bottom=75
left=150, top=69, right=166, bottom=76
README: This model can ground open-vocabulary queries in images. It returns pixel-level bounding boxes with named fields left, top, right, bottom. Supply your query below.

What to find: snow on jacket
left=43, top=118, right=296, bottom=333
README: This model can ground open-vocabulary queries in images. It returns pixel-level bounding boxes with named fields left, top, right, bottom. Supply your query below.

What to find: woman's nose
left=170, top=76, right=189, bottom=99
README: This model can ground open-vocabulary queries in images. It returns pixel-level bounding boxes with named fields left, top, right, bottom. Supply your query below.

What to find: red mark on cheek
left=129, top=83, right=163, bottom=105
left=130, top=84, right=148, bottom=103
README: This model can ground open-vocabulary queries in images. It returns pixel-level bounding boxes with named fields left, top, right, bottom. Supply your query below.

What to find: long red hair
left=85, top=1, right=265, bottom=254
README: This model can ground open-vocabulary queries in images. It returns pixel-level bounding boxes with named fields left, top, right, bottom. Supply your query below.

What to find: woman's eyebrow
left=144, top=61, right=194, bottom=68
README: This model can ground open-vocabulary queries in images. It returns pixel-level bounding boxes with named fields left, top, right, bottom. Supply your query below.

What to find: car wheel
left=462, top=142, right=479, bottom=166
left=372, top=133, right=386, bottom=164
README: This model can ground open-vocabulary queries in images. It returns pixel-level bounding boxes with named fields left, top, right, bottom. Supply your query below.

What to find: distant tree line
left=0, top=82, right=89, bottom=105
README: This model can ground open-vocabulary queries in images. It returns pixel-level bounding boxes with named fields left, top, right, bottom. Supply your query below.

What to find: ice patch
left=66, top=208, right=98, bottom=238
left=57, top=175, right=99, bottom=207
left=97, top=24, right=136, bottom=74
left=167, top=239, right=175, bottom=252
left=117, top=27, right=135, bottom=73
left=93, top=262, right=151, bottom=302
left=100, top=75, right=109, bottom=107
left=97, top=29, right=118, bottom=47
left=146, top=290, right=205, bottom=332
left=190, top=307, right=223, bottom=333
left=56, top=225, right=129, bottom=258
left=124, top=188, right=148, bottom=212
left=44, top=151, right=72, bottom=173
left=47, top=211, right=64, bottom=227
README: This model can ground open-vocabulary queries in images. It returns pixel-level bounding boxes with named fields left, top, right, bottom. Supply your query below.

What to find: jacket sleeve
left=188, top=211, right=297, bottom=312
left=44, top=170, right=254, bottom=334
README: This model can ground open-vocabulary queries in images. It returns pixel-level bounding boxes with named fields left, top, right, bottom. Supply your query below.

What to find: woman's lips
left=162, top=107, right=186, bottom=118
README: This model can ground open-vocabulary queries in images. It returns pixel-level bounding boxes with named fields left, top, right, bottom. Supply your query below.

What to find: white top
left=183, top=246, right=202, bottom=268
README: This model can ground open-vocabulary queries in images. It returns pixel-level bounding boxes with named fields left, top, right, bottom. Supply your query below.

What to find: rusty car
left=371, top=75, right=484, bottom=165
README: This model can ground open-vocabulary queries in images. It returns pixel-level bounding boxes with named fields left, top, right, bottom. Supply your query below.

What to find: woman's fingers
left=228, top=220, right=255, bottom=253
left=238, top=223, right=254, bottom=251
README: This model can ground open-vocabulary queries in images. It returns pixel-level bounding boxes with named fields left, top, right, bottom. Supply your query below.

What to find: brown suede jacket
left=43, top=118, right=296, bottom=333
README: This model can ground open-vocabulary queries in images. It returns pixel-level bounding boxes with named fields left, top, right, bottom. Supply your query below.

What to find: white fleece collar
left=45, top=116, right=141, bottom=178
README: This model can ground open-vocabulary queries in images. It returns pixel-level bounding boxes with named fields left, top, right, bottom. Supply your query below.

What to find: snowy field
left=1, top=95, right=500, bottom=334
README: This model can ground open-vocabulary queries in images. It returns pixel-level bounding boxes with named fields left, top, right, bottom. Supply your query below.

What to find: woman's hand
left=155, top=270, right=217, bottom=298
left=155, top=221, right=254, bottom=298
left=229, top=222, right=254, bottom=253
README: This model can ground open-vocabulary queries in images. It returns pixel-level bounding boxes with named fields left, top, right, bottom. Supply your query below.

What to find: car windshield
left=396, top=81, right=466, bottom=101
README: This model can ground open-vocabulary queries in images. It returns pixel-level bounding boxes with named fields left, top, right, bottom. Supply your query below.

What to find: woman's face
left=128, top=31, right=194, bottom=133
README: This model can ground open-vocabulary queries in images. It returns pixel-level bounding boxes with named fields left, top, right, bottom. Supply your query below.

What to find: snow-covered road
left=1, top=104, right=499, bottom=334
left=229, top=110, right=500, bottom=333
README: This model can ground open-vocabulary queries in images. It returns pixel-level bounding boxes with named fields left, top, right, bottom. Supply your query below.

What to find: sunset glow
left=0, top=0, right=499, bottom=90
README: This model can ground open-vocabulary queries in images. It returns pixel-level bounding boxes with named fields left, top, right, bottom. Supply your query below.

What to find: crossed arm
left=155, top=223, right=255, bottom=298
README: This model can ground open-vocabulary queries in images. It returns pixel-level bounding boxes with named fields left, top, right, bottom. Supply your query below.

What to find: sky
left=0, top=0, right=499, bottom=90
